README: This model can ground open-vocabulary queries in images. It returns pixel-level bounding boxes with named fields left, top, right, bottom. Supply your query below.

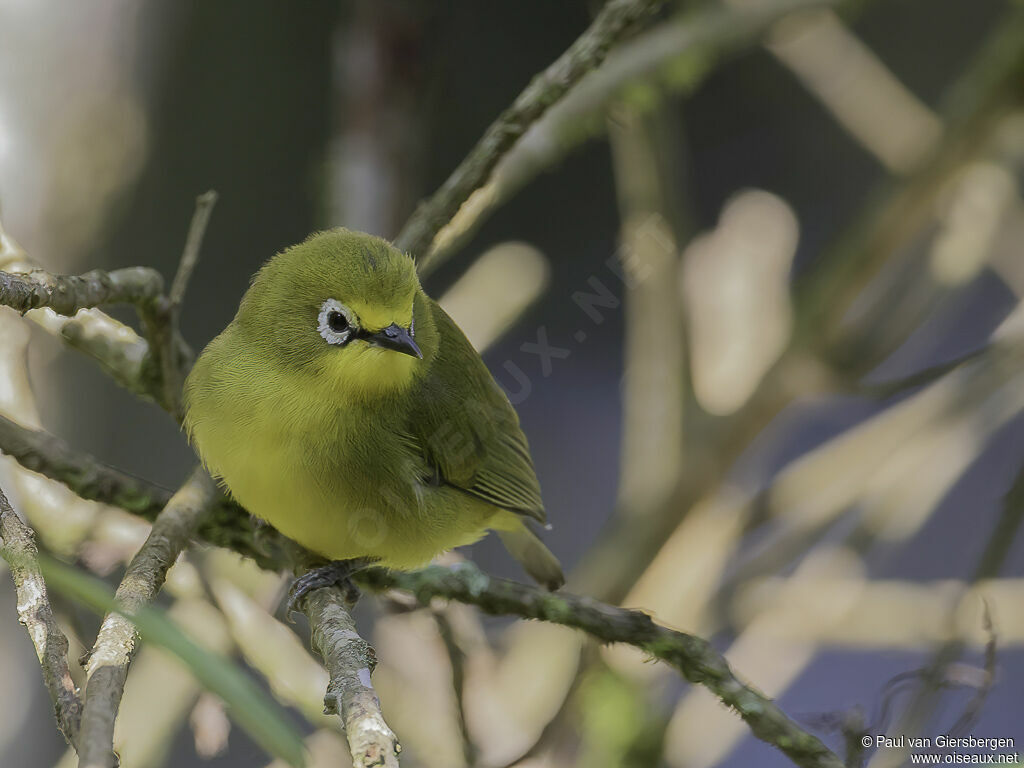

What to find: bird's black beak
left=366, top=323, right=422, bottom=358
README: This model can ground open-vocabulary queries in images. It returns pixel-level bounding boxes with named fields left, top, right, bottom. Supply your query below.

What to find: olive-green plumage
left=184, top=229, right=563, bottom=589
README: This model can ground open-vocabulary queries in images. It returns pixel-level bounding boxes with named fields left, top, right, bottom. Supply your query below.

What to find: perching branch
left=77, top=467, right=218, bottom=768
left=356, top=564, right=845, bottom=768
left=0, top=413, right=842, bottom=768
left=304, top=587, right=400, bottom=768
left=0, top=484, right=82, bottom=749
left=395, top=0, right=668, bottom=268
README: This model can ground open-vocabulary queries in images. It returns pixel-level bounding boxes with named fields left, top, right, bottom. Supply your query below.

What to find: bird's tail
left=497, top=518, right=564, bottom=591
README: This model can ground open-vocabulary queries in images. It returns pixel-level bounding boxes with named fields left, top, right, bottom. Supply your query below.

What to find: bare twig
left=0, top=484, right=82, bottom=748
left=357, top=564, right=844, bottom=768
left=169, top=191, right=218, bottom=309
left=434, top=610, right=476, bottom=767
left=395, top=0, right=668, bottom=268
left=946, top=603, right=997, bottom=739
left=77, top=467, right=218, bottom=768
left=304, top=587, right=401, bottom=768
left=873, top=463, right=1024, bottom=766
left=153, top=191, right=218, bottom=416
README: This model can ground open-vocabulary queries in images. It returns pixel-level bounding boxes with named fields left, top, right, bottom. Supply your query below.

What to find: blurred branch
left=421, top=0, right=839, bottom=271
left=795, top=5, right=1024, bottom=366
left=77, top=467, right=218, bottom=768
left=357, top=564, right=844, bottom=768
left=573, top=2, right=1024, bottom=603
left=0, top=484, right=82, bottom=749
left=304, top=586, right=400, bottom=768
left=396, top=0, right=668, bottom=268
left=169, top=191, right=218, bottom=309
left=434, top=610, right=476, bottom=768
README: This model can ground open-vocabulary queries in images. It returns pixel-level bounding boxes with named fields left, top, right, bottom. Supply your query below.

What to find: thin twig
left=0, top=484, right=82, bottom=748
left=875, top=462, right=1024, bottom=764
left=303, top=587, right=401, bottom=768
left=434, top=610, right=476, bottom=768
left=154, top=191, right=218, bottom=417
left=357, top=564, right=845, bottom=768
left=0, top=263, right=188, bottom=413
left=169, top=191, right=218, bottom=309
left=77, top=467, right=218, bottom=768
left=395, top=0, right=667, bottom=267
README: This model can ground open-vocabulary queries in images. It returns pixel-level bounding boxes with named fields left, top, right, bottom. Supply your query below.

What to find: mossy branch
left=357, top=564, right=844, bottom=768
left=0, top=414, right=843, bottom=768
left=395, top=0, right=668, bottom=269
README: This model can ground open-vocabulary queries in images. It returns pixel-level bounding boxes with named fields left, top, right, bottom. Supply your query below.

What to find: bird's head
left=237, top=229, right=433, bottom=399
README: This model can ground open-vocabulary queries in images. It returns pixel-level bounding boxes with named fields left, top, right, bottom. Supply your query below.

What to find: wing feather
left=408, top=299, right=546, bottom=522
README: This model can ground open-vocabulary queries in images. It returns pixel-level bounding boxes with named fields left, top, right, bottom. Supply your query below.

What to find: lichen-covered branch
left=0, top=267, right=164, bottom=317
left=77, top=467, right=218, bottom=768
left=0, top=484, right=82, bottom=748
left=395, top=0, right=667, bottom=267
left=304, top=587, right=400, bottom=768
left=0, top=225, right=159, bottom=404
left=0, top=222, right=200, bottom=414
left=357, top=564, right=845, bottom=768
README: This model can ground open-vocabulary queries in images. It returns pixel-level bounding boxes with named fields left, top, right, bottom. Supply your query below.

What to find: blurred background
left=1, top=0, right=1023, bottom=766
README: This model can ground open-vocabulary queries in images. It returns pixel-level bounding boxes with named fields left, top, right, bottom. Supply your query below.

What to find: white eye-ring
left=318, top=299, right=357, bottom=345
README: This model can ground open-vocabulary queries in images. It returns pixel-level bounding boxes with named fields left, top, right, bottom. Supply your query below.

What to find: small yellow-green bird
left=184, top=229, right=563, bottom=601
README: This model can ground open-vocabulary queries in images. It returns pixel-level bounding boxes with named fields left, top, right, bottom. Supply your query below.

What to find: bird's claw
left=286, top=557, right=378, bottom=621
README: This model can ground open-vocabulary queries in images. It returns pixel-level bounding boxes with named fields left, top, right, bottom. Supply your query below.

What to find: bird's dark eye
left=327, top=311, right=349, bottom=333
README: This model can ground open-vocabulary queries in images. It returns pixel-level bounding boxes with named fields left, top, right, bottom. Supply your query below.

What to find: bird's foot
left=286, top=557, right=378, bottom=620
